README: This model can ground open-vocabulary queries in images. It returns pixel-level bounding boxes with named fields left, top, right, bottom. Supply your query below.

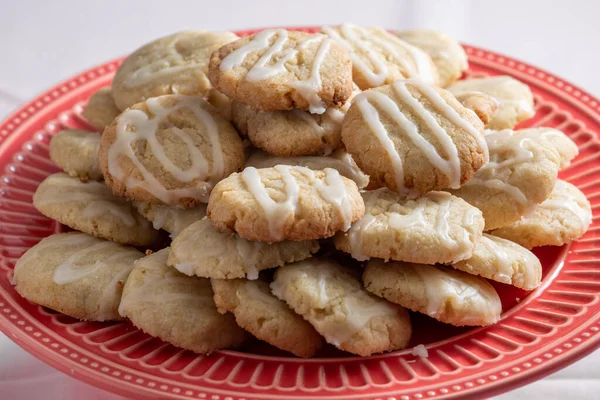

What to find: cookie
left=271, top=259, right=411, bottom=356
left=246, top=149, right=369, bottom=189
left=363, top=259, right=502, bottom=326
left=14, top=232, right=142, bottom=321
left=515, top=127, right=579, bottom=169
left=341, top=78, right=488, bottom=193
left=491, top=180, right=592, bottom=249
left=133, top=202, right=206, bottom=237
left=211, top=278, right=323, bottom=357
left=119, top=248, right=246, bottom=354
left=450, top=128, right=575, bottom=230
left=396, top=30, right=468, bottom=87
left=81, top=87, right=120, bottom=130
left=322, top=24, right=439, bottom=89
left=334, top=188, right=484, bottom=264
left=447, top=76, right=535, bottom=129
left=207, top=165, right=365, bottom=242
left=168, top=219, right=319, bottom=279
left=112, top=30, right=239, bottom=110
left=49, top=129, right=102, bottom=181
left=33, top=173, right=156, bottom=246
left=99, top=95, right=245, bottom=207
left=451, top=234, right=542, bottom=290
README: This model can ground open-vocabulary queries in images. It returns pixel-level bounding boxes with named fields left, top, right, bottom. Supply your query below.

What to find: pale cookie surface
left=322, top=24, right=439, bottom=89
left=209, top=29, right=353, bottom=113
left=452, top=234, right=542, bottom=290
left=168, top=219, right=319, bottom=279
left=334, top=188, right=484, bottom=264
left=134, top=202, right=207, bottom=237
left=342, top=78, right=488, bottom=193
left=364, top=259, right=502, bottom=326
left=14, top=232, right=142, bottom=321
left=119, top=248, right=246, bottom=354
left=454, top=91, right=500, bottom=125
left=447, top=76, right=535, bottom=129
left=271, top=259, right=411, bottom=356
left=491, top=180, right=592, bottom=249
left=99, top=95, right=244, bottom=207
left=112, top=30, right=239, bottom=110
left=396, top=30, right=468, bottom=87
left=33, top=173, right=156, bottom=246
left=82, top=87, right=120, bottom=130
left=211, top=279, right=323, bottom=357
left=207, top=165, right=365, bottom=242
left=49, top=129, right=102, bottom=181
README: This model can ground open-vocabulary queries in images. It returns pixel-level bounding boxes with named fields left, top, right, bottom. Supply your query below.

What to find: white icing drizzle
left=479, top=234, right=513, bottom=284
left=290, top=37, right=331, bottom=114
left=235, top=238, right=263, bottom=280
left=302, top=168, right=353, bottom=231
left=539, top=180, right=592, bottom=230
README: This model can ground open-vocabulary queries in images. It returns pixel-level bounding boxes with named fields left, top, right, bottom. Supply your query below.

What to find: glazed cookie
left=112, top=30, right=239, bottom=110
left=334, top=188, right=484, bottom=264
left=363, top=259, right=502, bottom=326
left=134, top=202, right=207, bottom=237
left=49, top=129, right=102, bottom=181
left=491, top=180, right=592, bottom=249
left=514, top=127, right=579, bottom=169
left=81, top=87, right=120, bottom=130
left=119, top=248, right=246, bottom=354
left=341, top=78, right=488, bottom=193
left=246, top=149, right=369, bottom=189
left=396, top=30, right=468, bottom=87
left=322, top=24, right=439, bottom=89
left=14, top=232, right=142, bottom=321
left=209, top=29, right=353, bottom=113
left=99, top=95, right=245, bottom=207
left=168, top=219, right=319, bottom=279
left=447, top=76, right=535, bottom=129
left=207, top=165, right=364, bottom=242
left=452, top=234, right=542, bottom=290
left=211, top=279, right=323, bottom=357
left=271, top=259, right=411, bottom=356
left=33, top=173, right=156, bottom=246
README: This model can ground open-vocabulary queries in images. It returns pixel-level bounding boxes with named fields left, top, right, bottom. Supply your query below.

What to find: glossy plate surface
left=1, top=28, right=600, bottom=400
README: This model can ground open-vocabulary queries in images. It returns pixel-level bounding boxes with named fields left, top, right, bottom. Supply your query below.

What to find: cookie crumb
left=79, top=175, right=89, bottom=183
left=516, top=297, right=521, bottom=303
left=117, top=280, right=124, bottom=288
left=411, top=344, right=429, bottom=358
left=145, top=249, right=153, bottom=255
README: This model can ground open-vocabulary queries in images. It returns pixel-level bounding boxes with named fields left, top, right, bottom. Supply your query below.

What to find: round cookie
left=207, top=165, right=365, bottom=242
left=134, top=202, right=207, bottom=237
left=321, top=24, right=439, bottom=89
left=208, top=29, right=353, bottom=113
left=49, top=129, right=102, bottom=181
left=211, top=279, right=323, bottom=357
left=81, top=87, right=120, bottom=130
left=14, top=232, right=142, bottom=321
left=119, top=248, right=246, bottom=354
left=33, top=173, right=156, bottom=246
left=99, top=95, right=245, bottom=207
left=451, top=234, right=542, bottom=290
left=341, top=78, right=488, bottom=194
left=334, top=188, right=484, bottom=264
left=490, top=180, right=592, bottom=249
left=271, top=259, right=411, bottom=356
left=168, top=219, right=319, bottom=279
left=363, top=259, right=502, bottom=326
left=112, top=30, right=239, bottom=110
left=396, top=30, right=468, bottom=87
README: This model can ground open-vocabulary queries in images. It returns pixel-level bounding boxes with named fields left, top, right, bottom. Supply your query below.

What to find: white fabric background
left=1, top=0, right=599, bottom=398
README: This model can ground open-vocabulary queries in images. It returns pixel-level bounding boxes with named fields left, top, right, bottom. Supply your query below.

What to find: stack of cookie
left=13, top=24, right=592, bottom=359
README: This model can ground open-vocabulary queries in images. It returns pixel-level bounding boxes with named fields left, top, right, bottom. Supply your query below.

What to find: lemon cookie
left=207, top=166, right=364, bottom=242
left=491, top=180, right=592, bottom=248
left=271, top=259, right=411, bottom=356
left=168, top=219, right=319, bottom=279
left=33, top=173, right=156, bottom=246
left=334, top=188, right=484, bottom=264
left=112, top=31, right=239, bottom=110
left=119, top=248, right=246, bottom=354
left=364, top=259, right=502, bottom=326
left=14, top=232, right=142, bottom=321
left=322, top=24, right=439, bottom=89
left=49, top=129, right=102, bottom=181
left=133, top=202, right=206, bottom=237
left=81, top=87, right=120, bottom=130
left=211, top=279, right=323, bottom=357
left=99, top=95, right=244, bottom=207
left=341, top=78, right=488, bottom=193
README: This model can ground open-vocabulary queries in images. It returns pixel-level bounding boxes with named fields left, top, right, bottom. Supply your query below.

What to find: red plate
left=1, top=27, right=600, bottom=400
